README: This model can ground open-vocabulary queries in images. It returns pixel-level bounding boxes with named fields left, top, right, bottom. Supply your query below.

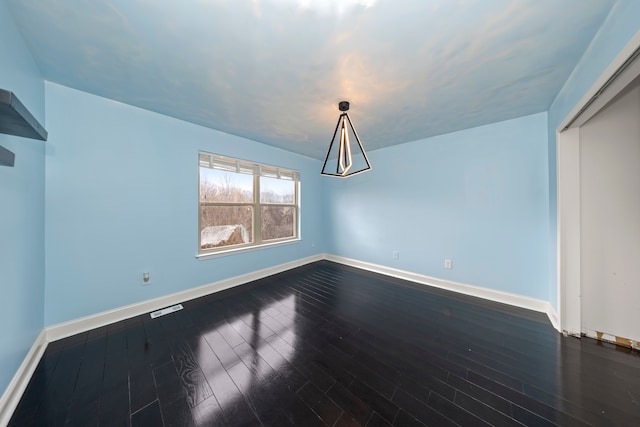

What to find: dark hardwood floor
left=9, top=261, right=640, bottom=426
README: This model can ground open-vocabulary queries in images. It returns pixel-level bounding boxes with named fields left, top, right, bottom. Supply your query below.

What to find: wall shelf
left=0, top=89, right=47, bottom=141
left=0, top=88, right=47, bottom=167
left=0, top=144, right=15, bottom=166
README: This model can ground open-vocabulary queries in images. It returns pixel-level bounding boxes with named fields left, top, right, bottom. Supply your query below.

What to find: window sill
left=196, top=238, right=301, bottom=260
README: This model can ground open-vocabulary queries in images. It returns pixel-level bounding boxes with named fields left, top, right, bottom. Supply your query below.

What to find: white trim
left=0, top=329, right=47, bottom=427
left=326, top=255, right=557, bottom=325
left=197, top=150, right=301, bottom=255
left=46, top=254, right=323, bottom=342
left=546, top=305, right=560, bottom=333
left=1, top=255, right=322, bottom=424
left=45, top=252, right=562, bottom=342
left=557, top=127, right=582, bottom=336
left=558, top=30, right=640, bottom=131
left=557, top=30, right=640, bottom=335
left=196, top=238, right=301, bottom=260
left=3, top=254, right=564, bottom=424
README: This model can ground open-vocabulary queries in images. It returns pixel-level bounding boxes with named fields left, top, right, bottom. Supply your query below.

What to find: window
left=198, top=152, right=300, bottom=255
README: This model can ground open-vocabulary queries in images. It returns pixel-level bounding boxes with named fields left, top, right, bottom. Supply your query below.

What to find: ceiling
left=7, top=0, right=615, bottom=159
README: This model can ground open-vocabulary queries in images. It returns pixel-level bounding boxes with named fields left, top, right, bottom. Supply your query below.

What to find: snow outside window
left=198, top=152, right=300, bottom=254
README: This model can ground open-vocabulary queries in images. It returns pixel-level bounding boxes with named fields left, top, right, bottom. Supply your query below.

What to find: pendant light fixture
left=321, top=101, right=371, bottom=177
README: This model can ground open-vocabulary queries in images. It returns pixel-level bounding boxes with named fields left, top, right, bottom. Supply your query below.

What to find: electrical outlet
left=393, top=251, right=400, bottom=259
left=444, top=259, right=452, bottom=269
left=142, top=272, right=151, bottom=285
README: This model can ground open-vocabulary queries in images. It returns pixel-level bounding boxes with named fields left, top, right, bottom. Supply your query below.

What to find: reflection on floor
left=9, top=260, right=640, bottom=426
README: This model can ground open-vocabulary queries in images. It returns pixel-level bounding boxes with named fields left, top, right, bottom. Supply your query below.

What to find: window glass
left=261, top=206, right=295, bottom=241
left=200, top=168, right=253, bottom=203
left=198, top=152, right=299, bottom=254
left=200, top=206, right=254, bottom=249
left=260, top=176, right=295, bottom=204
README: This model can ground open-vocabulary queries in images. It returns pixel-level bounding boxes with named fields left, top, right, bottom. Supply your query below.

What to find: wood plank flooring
left=8, top=261, right=640, bottom=426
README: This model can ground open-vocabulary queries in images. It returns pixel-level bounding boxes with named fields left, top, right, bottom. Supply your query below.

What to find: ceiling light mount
left=321, top=100, right=371, bottom=178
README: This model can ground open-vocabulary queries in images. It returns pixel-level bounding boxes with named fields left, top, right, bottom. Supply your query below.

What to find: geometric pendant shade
left=321, top=101, right=371, bottom=178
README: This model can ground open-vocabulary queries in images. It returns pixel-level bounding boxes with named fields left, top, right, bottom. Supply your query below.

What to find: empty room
left=1, top=0, right=639, bottom=426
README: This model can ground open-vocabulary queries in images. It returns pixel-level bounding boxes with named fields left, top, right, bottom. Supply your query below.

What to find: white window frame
left=197, top=152, right=300, bottom=257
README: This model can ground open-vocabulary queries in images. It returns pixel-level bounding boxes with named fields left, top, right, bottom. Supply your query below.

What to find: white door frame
left=556, top=31, right=640, bottom=334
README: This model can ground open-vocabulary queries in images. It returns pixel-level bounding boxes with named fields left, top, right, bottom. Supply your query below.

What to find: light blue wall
left=3, top=0, right=636, bottom=398
left=547, top=0, right=640, bottom=309
left=44, top=82, right=325, bottom=326
left=0, top=0, right=46, bottom=398
left=325, top=112, right=549, bottom=300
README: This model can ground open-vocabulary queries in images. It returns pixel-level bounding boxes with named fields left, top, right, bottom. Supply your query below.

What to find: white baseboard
left=4, top=253, right=561, bottom=425
left=46, top=254, right=323, bottom=342
left=1, top=254, right=323, bottom=425
left=326, top=255, right=559, bottom=327
left=546, top=305, right=560, bottom=332
left=0, top=329, right=47, bottom=427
